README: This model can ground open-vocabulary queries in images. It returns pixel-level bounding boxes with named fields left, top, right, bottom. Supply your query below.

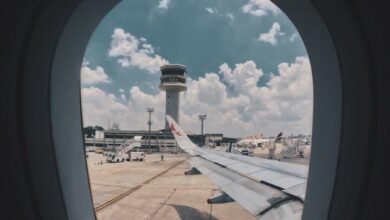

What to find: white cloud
left=119, top=88, right=124, bottom=93
left=205, top=8, right=234, bottom=20
left=206, top=7, right=217, bottom=14
left=80, top=64, right=110, bottom=86
left=242, top=0, right=279, bottom=17
left=158, top=0, right=171, bottom=9
left=108, top=28, right=169, bottom=73
left=258, top=22, right=284, bottom=45
left=219, top=60, right=263, bottom=96
left=120, top=94, right=127, bottom=101
left=81, top=87, right=128, bottom=127
left=290, top=33, right=299, bottom=42
left=219, top=57, right=313, bottom=135
left=188, top=73, right=228, bottom=105
left=226, top=13, right=235, bottom=20
left=82, top=59, right=90, bottom=66
left=266, top=57, right=312, bottom=101
left=81, top=57, right=312, bottom=137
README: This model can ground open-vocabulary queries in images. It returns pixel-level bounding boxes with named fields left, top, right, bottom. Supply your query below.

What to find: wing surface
left=166, top=115, right=307, bottom=217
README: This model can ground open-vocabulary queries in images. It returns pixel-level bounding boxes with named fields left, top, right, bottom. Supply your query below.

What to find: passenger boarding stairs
left=118, top=142, right=141, bottom=154
left=280, top=139, right=305, bottom=158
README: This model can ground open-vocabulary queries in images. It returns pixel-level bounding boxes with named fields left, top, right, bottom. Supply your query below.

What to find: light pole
left=198, top=114, right=207, bottom=147
left=147, top=108, right=154, bottom=153
left=198, top=114, right=207, bottom=135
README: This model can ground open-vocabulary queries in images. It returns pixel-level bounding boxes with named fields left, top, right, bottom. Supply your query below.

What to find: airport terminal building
left=84, top=129, right=229, bottom=152
left=84, top=129, right=176, bottom=152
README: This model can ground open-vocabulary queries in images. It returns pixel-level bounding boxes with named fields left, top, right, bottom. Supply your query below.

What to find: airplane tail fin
left=269, top=132, right=283, bottom=159
left=275, top=132, right=283, bottom=142
left=166, top=115, right=200, bottom=156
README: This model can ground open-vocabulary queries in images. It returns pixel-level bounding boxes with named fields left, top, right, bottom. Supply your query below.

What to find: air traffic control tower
left=159, top=64, right=187, bottom=129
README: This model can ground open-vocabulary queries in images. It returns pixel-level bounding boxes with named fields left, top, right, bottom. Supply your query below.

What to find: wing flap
left=202, top=151, right=307, bottom=193
left=191, top=157, right=287, bottom=215
left=283, top=182, right=307, bottom=200
left=219, top=152, right=308, bottom=179
left=267, top=176, right=306, bottom=190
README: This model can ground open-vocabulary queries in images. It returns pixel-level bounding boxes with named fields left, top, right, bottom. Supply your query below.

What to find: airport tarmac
left=86, top=149, right=310, bottom=220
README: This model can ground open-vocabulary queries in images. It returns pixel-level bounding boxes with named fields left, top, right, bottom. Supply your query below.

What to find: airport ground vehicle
left=106, top=142, right=145, bottom=163
left=95, top=147, right=104, bottom=154
left=106, top=152, right=126, bottom=163
left=229, top=146, right=254, bottom=156
left=127, top=151, right=145, bottom=161
left=106, top=150, right=145, bottom=162
left=240, top=149, right=254, bottom=156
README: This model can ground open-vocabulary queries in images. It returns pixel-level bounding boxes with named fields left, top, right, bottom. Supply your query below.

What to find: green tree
left=83, top=126, right=105, bottom=138
left=94, top=126, right=104, bottom=131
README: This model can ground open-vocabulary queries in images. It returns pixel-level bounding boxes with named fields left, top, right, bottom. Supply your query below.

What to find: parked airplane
left=236, top=132, right=283, bottom=148
left=236, top=138, right=271, bottom=148
left=167, top=115, right=307, bottom=219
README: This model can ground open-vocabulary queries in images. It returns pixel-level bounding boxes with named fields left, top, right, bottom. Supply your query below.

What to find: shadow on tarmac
left=168, top=204, right=218, bottom=220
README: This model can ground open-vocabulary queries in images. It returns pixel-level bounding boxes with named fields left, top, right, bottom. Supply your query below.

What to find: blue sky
left=81, top=0, right=313, bottom=137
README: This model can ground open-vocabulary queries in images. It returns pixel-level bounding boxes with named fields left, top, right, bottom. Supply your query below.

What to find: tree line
left=83, top=126, right=104, bottom=138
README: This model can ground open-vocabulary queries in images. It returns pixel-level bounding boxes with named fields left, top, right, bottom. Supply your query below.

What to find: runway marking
left=90, top=182, right=133, bottom=189
left=95, top=158, right=188, bottom=212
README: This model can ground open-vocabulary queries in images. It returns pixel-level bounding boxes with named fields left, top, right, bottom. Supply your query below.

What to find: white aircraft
left=236, top=132, right=283, bottom=148
left=167, top=115, right=307, bottom=219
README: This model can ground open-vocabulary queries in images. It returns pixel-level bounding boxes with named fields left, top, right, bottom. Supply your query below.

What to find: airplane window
left=80, top=0, right=313, bottom=219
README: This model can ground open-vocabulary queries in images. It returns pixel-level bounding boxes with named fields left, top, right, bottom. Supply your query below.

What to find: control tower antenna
left=159, top=64, right=187, bottom=129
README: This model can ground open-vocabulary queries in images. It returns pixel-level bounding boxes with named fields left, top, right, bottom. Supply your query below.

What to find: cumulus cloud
left=81, top=87, right=128, bottom=127
left=219, top=61, right=263, bottom=96
left=81, top=57, right=312, bottom=137
left=80, top=64, right=110, bottom=86
left=108, top=28, right=169, bottom=73
left=258, top=22, right=284, bottom=45
left=242, top=0, right=279, bottom=17
left=158, top=0, right=171, bottom=9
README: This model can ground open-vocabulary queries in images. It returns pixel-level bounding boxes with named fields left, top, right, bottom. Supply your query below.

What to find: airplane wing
left=166, top=115, right=308, bottom=219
